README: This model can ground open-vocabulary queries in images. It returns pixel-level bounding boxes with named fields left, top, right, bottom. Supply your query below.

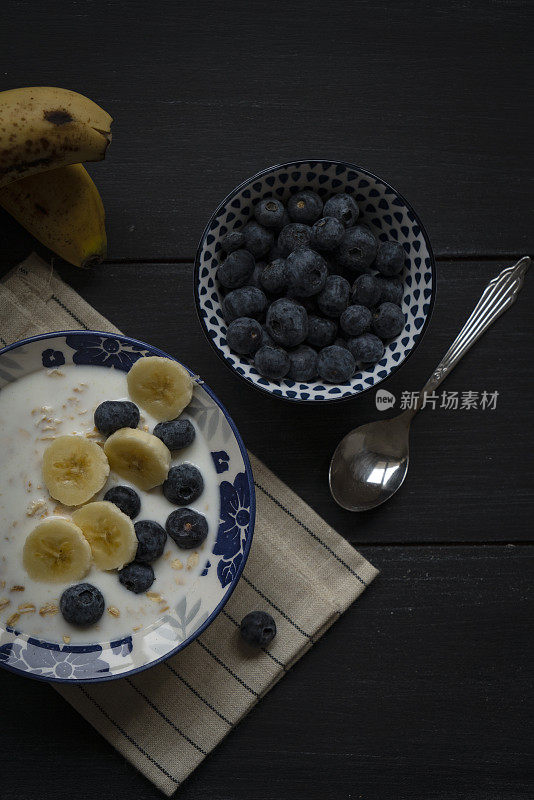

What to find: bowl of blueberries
left=195, top=160, right=436, bottom=401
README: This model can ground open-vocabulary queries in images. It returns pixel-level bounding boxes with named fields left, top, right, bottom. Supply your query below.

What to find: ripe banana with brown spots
left=0, top=163, right=107, bottom=267
left=0, top=86, right=112, bottom=188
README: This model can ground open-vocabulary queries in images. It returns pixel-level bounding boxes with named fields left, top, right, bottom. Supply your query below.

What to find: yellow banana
left=0, top=163, right=107, bottom=267
left=0, top=86, right=112, bottom=188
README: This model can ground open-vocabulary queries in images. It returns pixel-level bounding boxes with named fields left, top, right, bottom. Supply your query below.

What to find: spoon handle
left=413, top=256, right=530, bottom=412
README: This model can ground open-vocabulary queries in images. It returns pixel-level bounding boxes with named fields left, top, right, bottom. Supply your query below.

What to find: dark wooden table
left=1, top=2, right=533, bottom=798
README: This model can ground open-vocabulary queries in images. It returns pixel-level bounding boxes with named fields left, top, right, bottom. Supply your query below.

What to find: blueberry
left=377, top=276, right=403, bottom=306
left=242, top=220, right=274, bottom=258
left=260, top=258, right=288, bottom=295
left=317, top=345, right=356, bottom=383
left=221, top=230, right=245, bottom=254
left=310, top=216, right=345, bottom=252
left=166, top=507, right=208, bottom=549
left=287, top=345, right=318, bottom=381
left=340, top=304, right=372, bottom=336
left=226, top=317, right=263, bottom=355
left=372, top=302, right=405, bottom=339
left=346, top=333, right=385, bottom=365
left=254, top=197, right=285, bottom=228
left=94, top=400, right=139, bottom=436
left=163, top=464, right=204, bottom=505
left=222, top=286, right=268, bottom=322
left=134, top=519, right=167, bottom=563
left=333, top=337, right=350, bottom=350
left=306, top=314, right=338, bottom=348
left=375, top=241, right=405, bottom=276
left=286, top=248, right=328, bottom=297
left=240, top=610, right=276, bottom=647
left=276, top=208, right=291, bottom=231
left=217, top=249, right=255, bottom=289
left=266, top=298, right=308, bottom=347
left=254, top=345, right=290, bottom=380
left=336, top=225, right=378, bottom=272
left=269, top=242, right=285, bottom=261
left=351, top=274, right=382, bottom=308
left=287, top=190, right=323, bottom=224
left=323, top=193, right=359, bottom=227
left=317, top=274, right=350, bottom=317
left=277, top=223, right=312, bottom=256
left=103, top=485, right=141, bottom=519
left=60, top=583, right=105, bottom=626
left=153, top=418, right=196, bottom=451
left=118, top=562, right=155, bottom=594
left=247, top=261, right=266, bottom=289
left=260, top=325, right=275, bottom=347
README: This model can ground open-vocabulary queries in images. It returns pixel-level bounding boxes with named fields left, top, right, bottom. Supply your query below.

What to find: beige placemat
left=0, top=254, right=378, bottom=795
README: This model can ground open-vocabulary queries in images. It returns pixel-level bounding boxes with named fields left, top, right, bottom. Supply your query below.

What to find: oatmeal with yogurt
left=0, top=357, right=219, bottom=644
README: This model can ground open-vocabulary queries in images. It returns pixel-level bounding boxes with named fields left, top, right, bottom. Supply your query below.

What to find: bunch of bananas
left=0, top=86, right=112, bottom=267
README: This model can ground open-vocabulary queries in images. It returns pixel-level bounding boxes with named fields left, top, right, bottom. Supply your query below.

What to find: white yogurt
left=0, top=365, right=219, bottom=644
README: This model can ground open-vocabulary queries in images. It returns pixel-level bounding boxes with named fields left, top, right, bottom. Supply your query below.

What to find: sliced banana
left=42, top=434, right=109, bottom=506
left=72, top=501, right=137, bottom=570
left=127, top=356, right=193, bottom=421
left=23, top=517, right=92, bottom=583
left=104, top=427, right=170, bottom=490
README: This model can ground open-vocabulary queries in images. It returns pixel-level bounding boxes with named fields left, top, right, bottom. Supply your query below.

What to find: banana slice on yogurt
left=72, top=501, right=137, bottom=570
left=42, top=434, right=109, bottom=506
left=104, top=427, right=170, bottom=490
left=127, top=356, right=193, bottom=421
left=23, top=517, right=92, bottom=583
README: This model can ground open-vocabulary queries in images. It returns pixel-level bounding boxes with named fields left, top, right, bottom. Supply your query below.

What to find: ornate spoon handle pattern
left=413, top=257, right=530, bottom=412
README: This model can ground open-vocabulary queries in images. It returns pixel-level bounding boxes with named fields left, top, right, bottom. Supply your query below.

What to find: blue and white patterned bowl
left=0, top=331, right=255, bottom=683
left=195, top=160, right=436, bottom=401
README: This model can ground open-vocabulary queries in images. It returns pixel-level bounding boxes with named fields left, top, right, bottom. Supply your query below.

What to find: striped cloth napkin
left=0, top=255, right=378, bottom=795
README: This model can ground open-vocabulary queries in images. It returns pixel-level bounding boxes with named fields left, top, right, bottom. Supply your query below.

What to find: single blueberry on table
left=217, top=249, right=255, bottom=289
left=103, top=485, right=141, bottom=519
left=351, top=274, right=382, bottom=308
left=287, top=189, right=323, bottom=225
left=94, top=400, right=139, bottom=436
left=240, top=610, right=277, bottom=647
left=226, top=317, right=263, bottom=355
left=266, top=297, right=308, bottom=347
left=340, top=304, right=372, bottom=336
left=242, top=220, right=274, bottom=258
left=222, top=286, right=268, bottom=322
left=317, top=345, right=356, bottom=383
left=260, top=258, right=288, bottom=295
left=285, top=248, right=328, bottom=298
left=310, top=216, right=345, bottom=252
left=60, top=583, right=105, bottom=626
left=336, top=225, right=378, bottom=272
left=254, top=345, right=290, bottom=380
left=163, top=464, right=204, bottom=505
left=277, top=223, right=312, bottom=256
left=317, top=274, right=351, bottom=318
left=372, top=302, right=405, bottom=339
left=153, top=418, right=196, bottom=451
left=287, top=345, right=318, bottom=381
left=254, top=197, right=285, bottom=228
left=346, top=333, right=385, bottom=365
left=375, top=240, right=405, bottom=277
left=306, top=314, right=338, bottom=348
left=166, top=507, right=209, bottom=549
left=118, top=562, right=155, bottom=594
left=134, top=520, right=167, bottom=563
left=323, top=193, right=359, bottom=227
left=221, top=230, right=245, bottom=254
left=377, top=276, right=403, bottom=307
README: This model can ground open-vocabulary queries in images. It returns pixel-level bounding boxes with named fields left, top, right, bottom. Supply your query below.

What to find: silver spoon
left=329, top=256, right=531, bottom=512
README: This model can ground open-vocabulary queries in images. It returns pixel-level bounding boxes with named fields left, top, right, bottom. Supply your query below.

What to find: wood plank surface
left=1, top=0, right=532, bottom=260
left=2, top=544, right=532, bottom=800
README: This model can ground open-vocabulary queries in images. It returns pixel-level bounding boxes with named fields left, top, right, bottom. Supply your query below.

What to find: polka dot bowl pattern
left=194, top=160, right=436, bottom=402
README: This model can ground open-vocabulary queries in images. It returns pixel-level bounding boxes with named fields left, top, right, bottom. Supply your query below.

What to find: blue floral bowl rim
left=0, top=329, right=256, bottom=683
left=194, top=158, right=437, bottom=403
